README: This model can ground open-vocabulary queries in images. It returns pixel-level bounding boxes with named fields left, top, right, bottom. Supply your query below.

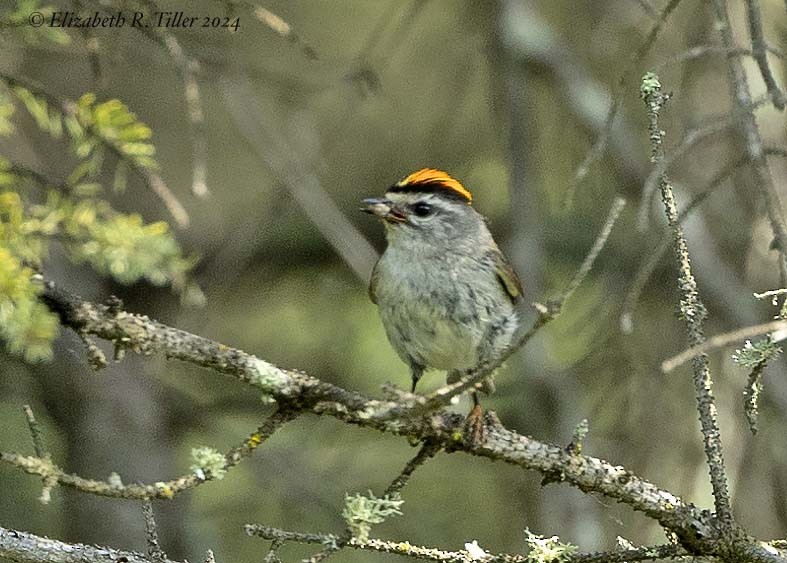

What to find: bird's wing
left=368, top=258, right=380, bottom=304
left=490, top=247, right=523, bottom=303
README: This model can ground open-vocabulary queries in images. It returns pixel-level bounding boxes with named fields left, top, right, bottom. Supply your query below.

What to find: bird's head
left=362, top=168, right=485, bottom=250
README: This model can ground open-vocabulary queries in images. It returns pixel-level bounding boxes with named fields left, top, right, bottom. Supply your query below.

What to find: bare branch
left=710, top=0, right=787, bottom=287
left=572, top=0, right=683, bottom=192
left=21, top=405, right=56, bottom=504
left=22, top=405, right=46, bottom=459
left=136, top=0, right=209, bottom=197
left=744, top=362, right=767, bottom=434
left=383, top=441, right=440, bottom=497
left=640, top=72, right=733, bottom=526
left=745, top=0, right=787, bottom=110
left=661, top=319, right=787, bottom=373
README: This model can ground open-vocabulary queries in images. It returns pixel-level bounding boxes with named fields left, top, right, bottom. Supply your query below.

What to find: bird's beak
left=361, top=198, right=406, bottom=223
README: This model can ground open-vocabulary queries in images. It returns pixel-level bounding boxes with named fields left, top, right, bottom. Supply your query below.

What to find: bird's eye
left=412, top=202, right=434, bottom=217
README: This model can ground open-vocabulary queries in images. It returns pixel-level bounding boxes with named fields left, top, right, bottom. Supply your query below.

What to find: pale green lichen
left=524, top=529, right=578, bottom=563
left=640, top=72, right=662, bottom=99
left=342, top=491, right=404, bottom=543
left=249, top=358, right=290, bottom=393
left=733, top=338, right=782, bottom=368
left=190, top=446, right=227, bottom=480
left=107, top=472, right=124, bottom=488
left=464, top=540, right=491, bottom=561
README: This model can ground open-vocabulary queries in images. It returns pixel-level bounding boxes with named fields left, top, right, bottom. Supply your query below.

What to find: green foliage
left=0, top=82, right=198, bottom=361
left=0, top=246, right=58, bottom=362
left=60, top=199, right=195, bottom=287
left=342, top=491, right=404, bottom=543
left=3, top=0, right=71, bottom=45
left=732, top=338, right=782, bottom=369
left=12, top=86, right=62, bottom=138
left=0, top=90, right=15, bottom=136
left=67, top=93, right=158, bottom=173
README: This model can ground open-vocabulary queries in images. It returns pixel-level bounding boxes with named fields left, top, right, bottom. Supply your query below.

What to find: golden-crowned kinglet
left=362, top=168, right=522, bottom=403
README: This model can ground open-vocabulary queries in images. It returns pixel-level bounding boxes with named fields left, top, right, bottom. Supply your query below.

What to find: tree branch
left=0, top=526, right=180, bottom=563
left=26, top=280, right=787, bottom=561
left=640, top=72, right=733, bottom=527
left=745, top=0, right=787, bottom=110
left=1, top=410, right=295, bottom=500
left=710, top=0, right=787, bottom=286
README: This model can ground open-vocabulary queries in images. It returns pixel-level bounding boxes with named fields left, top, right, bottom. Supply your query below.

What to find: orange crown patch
left=391, top=168, right=473, bottom=202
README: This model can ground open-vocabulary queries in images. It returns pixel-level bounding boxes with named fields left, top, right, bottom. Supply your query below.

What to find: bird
left=362, top=168, right=522, bottom=436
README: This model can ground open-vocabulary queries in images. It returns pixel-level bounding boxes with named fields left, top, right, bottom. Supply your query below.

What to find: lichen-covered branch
left=21, top=280, right=786, bottom=562
left=640, top=72, right=733, bottom=528
left=1, top=410, right=294, bottom=500
left=246, top=524, right=688, bottom=563
left=0, top=526, right=180, bottom=563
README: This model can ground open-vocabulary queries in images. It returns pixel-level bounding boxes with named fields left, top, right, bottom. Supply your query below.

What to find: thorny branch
left=640, top=72, right=733, bottom=527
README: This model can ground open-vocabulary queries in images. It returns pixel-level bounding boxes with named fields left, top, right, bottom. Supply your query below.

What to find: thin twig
left=562, top=197, right=627, bottom=303
left=22, top=405, right=56, bottom=503
left=640, top=72, right=733, bottom=527
left=571, top=0, right=683, bottom=195
left=654, top=46, right=752, bottom=72
left=383, top=441, right=441, bottom=497
left=1, top=410, right=296, bottom=500
left=22, top=405, right=46, bottom=459
left=661, top=319, right=787, bottom=373
left=263, top=540, right=284, bottom=563
left=138, top=0, right=209, bottom=197
left=230, top=1, right=319, bottom=60
left=745, top=0, right=787, bottom=110
left=302, top=441, right=441, bottom=562
left=754, top=288, right=787, bottom=300
left=142, top=500, right=167, bottom=563
left=630, top=0, right=660, bottom=19
left=638, top=120, right=732, bottom=231
left=711, top=0, right=787, bottom=287
left=743, top=361, right=766, bottom=434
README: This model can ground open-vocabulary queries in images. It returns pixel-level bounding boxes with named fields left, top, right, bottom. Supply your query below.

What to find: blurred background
left=2, top=0, right=787, bottom=561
